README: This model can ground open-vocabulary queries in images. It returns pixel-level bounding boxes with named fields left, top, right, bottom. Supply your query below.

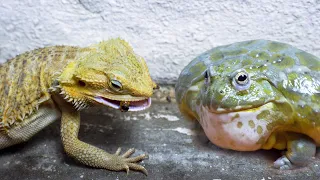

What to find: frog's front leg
left=273, top=134, right=316, bottom=170
left=60, top=107, right=148, bottom=175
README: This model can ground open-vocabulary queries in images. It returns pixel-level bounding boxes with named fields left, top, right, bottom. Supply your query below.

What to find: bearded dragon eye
left=110, top=80, right=122, bottom=91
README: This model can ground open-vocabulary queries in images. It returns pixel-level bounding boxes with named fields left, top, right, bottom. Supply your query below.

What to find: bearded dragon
left=0, top=38, right=157, bottom=175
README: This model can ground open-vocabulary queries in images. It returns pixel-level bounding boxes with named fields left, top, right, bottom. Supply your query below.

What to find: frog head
left=198, top=63, right=294, bottom=151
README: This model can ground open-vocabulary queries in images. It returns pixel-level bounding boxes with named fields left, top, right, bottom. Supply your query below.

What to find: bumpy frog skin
left=175, top=40, right=320, bottom=169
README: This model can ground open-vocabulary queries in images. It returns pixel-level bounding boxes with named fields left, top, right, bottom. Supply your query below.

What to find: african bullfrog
left=175, top=40, right=320, bottom=169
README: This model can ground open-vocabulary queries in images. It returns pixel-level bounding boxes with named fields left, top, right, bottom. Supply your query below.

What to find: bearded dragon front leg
left=60, top=107, right=148, bottom=175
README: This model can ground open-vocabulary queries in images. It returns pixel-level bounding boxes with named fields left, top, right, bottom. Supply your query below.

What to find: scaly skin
left=175, top=40, right=320, bottom=169
left=0, top=38, right=157, bottom=175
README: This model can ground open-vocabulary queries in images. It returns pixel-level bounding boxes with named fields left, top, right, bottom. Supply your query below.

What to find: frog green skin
left=175, top=40, right=320, bottom=169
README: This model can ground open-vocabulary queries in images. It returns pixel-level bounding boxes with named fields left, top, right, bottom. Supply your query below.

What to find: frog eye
left=232, top=71, right=251, bottom=91
left=235, top=72, right=249, bottom=85
left=110, top=80, right=122, bottom=91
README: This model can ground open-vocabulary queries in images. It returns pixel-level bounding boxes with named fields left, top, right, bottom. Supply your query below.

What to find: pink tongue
left=128, top=98, right=152, bottom=111
left=95, top=97, right=151, bottom=111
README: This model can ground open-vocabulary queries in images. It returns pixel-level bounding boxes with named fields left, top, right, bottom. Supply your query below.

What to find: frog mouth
left=207, top=101, right=276, bottom=114
left=208, top=103, right=269, bottom=114
left=94, top=97, right=152, bottom=112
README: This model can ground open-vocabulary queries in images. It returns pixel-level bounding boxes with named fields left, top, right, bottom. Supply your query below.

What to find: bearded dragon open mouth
left=94, top=97, right=152, bottom=112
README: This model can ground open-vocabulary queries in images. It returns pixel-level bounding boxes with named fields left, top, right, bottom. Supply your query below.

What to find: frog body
left=175, top=40, right=320, bottom=169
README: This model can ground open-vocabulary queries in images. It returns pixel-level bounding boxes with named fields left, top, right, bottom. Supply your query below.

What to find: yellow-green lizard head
left=57, top=38, right=157, bottom=111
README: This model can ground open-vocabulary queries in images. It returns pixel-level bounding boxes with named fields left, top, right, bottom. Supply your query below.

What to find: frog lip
left=94, top=96, right=152, bottom=111
left=207, top=103, right=269, bottom=114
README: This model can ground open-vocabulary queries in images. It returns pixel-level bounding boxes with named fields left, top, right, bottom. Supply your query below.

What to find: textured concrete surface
left=0, top=0, right=319, bottom=83
left=0, top=99, right=320, bottom=180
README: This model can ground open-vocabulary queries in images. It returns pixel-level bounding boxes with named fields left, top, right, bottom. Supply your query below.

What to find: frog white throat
left=198, top=103, right=274, bottom=151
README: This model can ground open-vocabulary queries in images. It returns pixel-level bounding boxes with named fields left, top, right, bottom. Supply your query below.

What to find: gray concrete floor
left=1, top=99, right=320, bottom=180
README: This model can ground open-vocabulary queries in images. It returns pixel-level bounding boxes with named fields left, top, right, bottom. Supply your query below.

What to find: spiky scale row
left=57, top=85, right=88, bottom=111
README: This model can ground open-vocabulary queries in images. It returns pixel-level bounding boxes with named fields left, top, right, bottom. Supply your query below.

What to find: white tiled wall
left=0, top=0, right=319, bottom=83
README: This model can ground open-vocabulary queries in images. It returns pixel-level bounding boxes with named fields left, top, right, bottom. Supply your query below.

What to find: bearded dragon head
left=57, top=38, right=157, bottom=111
